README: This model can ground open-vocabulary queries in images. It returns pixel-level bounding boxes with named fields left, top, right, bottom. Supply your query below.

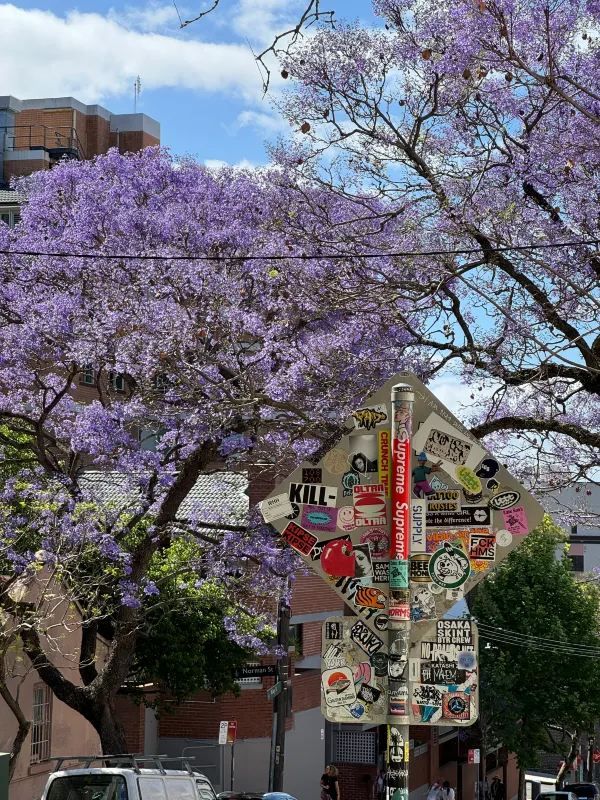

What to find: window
left=0, top=208, right=20, bottom=227
left=30, top=683, right=52, bottom=762
left=569, top=554, right=585, bottom=572
left=289, top=624, right=303, bottom=656
left=333, top=729, right=377, bottom=764
left=79, top=365, right=96, bottom=386
left=47, top=775, right=128, bottom=800
left=110, top=373, right=126, bottom=392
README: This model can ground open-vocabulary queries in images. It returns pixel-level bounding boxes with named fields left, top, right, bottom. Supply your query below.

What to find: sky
left=1, top=0, right=375, bottom=167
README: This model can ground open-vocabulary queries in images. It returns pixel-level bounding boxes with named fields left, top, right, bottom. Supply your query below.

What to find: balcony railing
left=0, top=124, right=86, bottom=160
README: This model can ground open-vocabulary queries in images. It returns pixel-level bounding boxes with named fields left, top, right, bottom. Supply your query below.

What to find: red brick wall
left=292, top=575, right=343, bottom=617
left=115, top=693, right=146, bottom=753
left=4, top=157, right=48, bottom=181
left=336, top=764, right=377, bottom=800
left=109, top=130, right=159, bottom=153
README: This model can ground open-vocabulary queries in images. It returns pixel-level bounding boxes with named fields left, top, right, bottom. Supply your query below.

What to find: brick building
left=0, top=95, right=160, bottom=186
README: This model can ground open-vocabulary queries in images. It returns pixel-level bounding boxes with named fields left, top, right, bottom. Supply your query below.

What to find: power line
left=480, top=630, right=600, bottom=658
left=474, top=621, right=600, bottom=657
left=476, top=622, right=600, bottom=651
left=0, top=237, right=599, bottom=263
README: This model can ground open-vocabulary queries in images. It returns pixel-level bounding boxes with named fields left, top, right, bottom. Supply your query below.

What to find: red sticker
left=282, top=521, right=318, bottom=555
left=353, top=484, right=387, bottom=526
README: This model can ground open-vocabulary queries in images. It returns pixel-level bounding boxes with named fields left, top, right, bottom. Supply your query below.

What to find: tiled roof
left=79, top=470, right=248, bottom=526
left=0, top=189, right=25, bottom=204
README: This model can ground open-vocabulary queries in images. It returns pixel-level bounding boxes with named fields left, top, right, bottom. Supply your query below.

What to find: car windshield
left=47, top=776, right=128, bottom=800
left=565, top=788, right=597, bottom=798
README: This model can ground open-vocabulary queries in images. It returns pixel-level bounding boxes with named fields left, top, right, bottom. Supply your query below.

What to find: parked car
left=42, top=755, right=218, bottom=800
left=534, top=792, right=578, bottom=800
left=217, top=793, right=298, bottom=800
left=563, top=785, right=600, bottom=800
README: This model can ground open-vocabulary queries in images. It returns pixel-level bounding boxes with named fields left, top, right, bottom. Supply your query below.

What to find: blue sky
left=1, top=0, right=375, bottom=166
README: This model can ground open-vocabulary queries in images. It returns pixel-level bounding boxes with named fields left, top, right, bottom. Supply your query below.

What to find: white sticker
left=409, top=657, right=420, bottom=682
left=429, top=582, right=445, bottom=595
left=351, top=403, right=389, bottom=430
left=411, top=412, right=486, bottom=475
left=337, top=505, right=356, bottom=531
left=322, top=667, right=357, bottom=708
left=495, top=529, right=513, bottom=547
left=446, top=586, right=465, bottom=602
left=260, top=493, right=294, bottom=522
left=411, top=499, right=427, bottom=552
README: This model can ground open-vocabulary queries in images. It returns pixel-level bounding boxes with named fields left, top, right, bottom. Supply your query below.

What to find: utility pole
left=272, top=595, right=291, bottom=791
left=386, top=385, right=414, bottom=800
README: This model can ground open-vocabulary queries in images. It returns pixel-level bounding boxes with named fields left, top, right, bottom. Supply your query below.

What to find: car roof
left=50, top=769, right=208, bottom=778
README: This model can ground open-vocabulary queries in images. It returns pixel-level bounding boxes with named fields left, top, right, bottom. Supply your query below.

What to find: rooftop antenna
left=134, top=76, right=141, bottom=113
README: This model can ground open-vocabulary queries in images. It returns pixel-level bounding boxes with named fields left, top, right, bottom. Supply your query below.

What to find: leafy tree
left=471, top=517, right=600, bottom=785
left=268, top=0, right=600, bottom=502
left=0, top=147, right=421, bottom=751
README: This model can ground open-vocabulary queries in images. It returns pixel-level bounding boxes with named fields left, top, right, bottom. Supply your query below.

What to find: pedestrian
left=321, top=765, right=340, bottom=800
left=491, top=778, right=504, bottom=800
left=440, top=781, right=455, bottom=800
left=427, top=778, right=442, bottom=800
left=373, top=770, right=386, bottom=800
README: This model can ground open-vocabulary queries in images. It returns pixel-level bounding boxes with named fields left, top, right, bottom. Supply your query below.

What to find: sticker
left=411, top=500, right=426, bottom=552
left=322, top=667, right=357, bottom=708
left=354, top=543, right=374, bottom=582
left=389, top=683, right=409, bottom=716
left=260, top=493, right=295, bottom=522
left=370, top=652, right=389, bottom=676
left=428, top=543, right=471, bottom=588
left=357, top=683, right=382, bottom=704
left=353, top=484, right=387, bottom=526
left=412, top=452, right=444, bottom=499
left=353, top=661, right=372, bottom=685
left=412, top=683, right=443, bottom=708
left=430, top=474, right=448, bottom=491
left=462, top=487, right=484, bottom=504
left=322, top=643, right=346, bottom=668
left=487, top=478, right=500, bottom=491
left=421, top=641, right=474, bottom=661
left=337, top=506, right=356, bottom=531
left=421, top=662, right=457, bottom=685
left=378, top=430, right=391, bottom=494
left=389, top=559, right=409, bottom=589
left=349, top=435, right=379, bottom=474
left=426, top=506, right=490, bottom=527
left=354, top=586, right=386, bottom=609
left=349, top=702, right=365, bottom=719
left=495, top=529, right=513, bottom=547
left=352, top=404, right=388, bottom=430
left=320, top=538, right=355, bottom=576
left=442, top=692, right=470, bottom=720
left=323, top=449, right=349, bottom=476
left=301, top=504, right=337, bottom=532
left=311, top=534, right=351, bottom=562
left=437, top=620, right=473, bottom=645
left=409, top=658, right=420, bottom=682
left=412, top=412, right=485, bottom=472
left=502, top=506, right=528, bottom=535
left=446, top=586, right=464, bottom=602
left=302, top=467, right=322, bottom=484
left=476, top=457, right=499, bottom=479
left=490, top=489, right=521, bottom=510
left=325, top=621, right=344, bottom=640
left=429, top=581, right=445, bottom=595
left=458, top=650, right=477, bottom=670
left=455, top=466, right=482, bottom=494
left=411, top=585, right=436, bottom=621
left=409, top=553, right=431, bottom=583
left=285, top=502, right=300, bottom=520
left=373, top=562, right=390, bottom=583
left=282, top=521, right=317, bottom=555
left=350, top=620, right=384, bottom=655
left=360, top=528, right=389, bottom=558
left=342, top=470, right=360, bottom=497
left=469, top=532, right=496, bottom=561
left=374, top=613, right=388, bottom=631
left=427, top=490, right=460, bottom=512
left=289, top=482, right=338, bottom=507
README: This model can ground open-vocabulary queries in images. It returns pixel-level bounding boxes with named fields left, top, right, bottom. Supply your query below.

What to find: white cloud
left=231, top=0, right=292, bottom=42
left=0, top=3, right=264, bottom=103
left=234, top=109, right=289, bottom=134
left=109, top=2, right=180, bottom=33
left=204, top=157, right=258, bottom=170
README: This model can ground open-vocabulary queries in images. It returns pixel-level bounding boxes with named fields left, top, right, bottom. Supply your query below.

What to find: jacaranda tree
left=270, top=0, right=600, bottom=501
left=0, top=147, right=423, bottom=751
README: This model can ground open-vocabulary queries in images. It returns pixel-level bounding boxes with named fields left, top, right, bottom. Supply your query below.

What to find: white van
left=41, top=756, right=218, bottom=800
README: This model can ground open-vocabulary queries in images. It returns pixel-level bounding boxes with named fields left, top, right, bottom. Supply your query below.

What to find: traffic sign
left=267, top=681, right=284, bottom=701
left=227, top=721, right=237, bottom=744
left=468, top=749, right=481, bottom=764
left=236, top=665, right=277, bottom=678
left=261, top=372, right=543, bottom=727
left=218, top=721, right=228, bottom=745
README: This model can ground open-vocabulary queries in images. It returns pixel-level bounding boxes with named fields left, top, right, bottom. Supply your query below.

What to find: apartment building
left=0, top=95, right=160, bottom=187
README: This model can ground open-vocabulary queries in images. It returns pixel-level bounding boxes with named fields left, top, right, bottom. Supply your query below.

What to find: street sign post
left=267, top=681, right=284, bottom=701
left=261, top=372, right=543, bottom=796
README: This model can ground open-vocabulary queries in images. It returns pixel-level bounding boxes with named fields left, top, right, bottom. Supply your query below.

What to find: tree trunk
left=556, top=732, right=579, bottom=789
left=518, top=769, right=524, bottom=800
left=0, top=677, right=31, bottom=780
left=89, top=697, right=128, bottom=754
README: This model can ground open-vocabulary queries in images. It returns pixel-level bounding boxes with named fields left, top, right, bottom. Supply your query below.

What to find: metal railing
left=0, top=124, right=86, bottom=160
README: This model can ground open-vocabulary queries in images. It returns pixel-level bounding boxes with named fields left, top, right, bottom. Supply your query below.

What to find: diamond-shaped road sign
left=260, top=373, right=543, bottom=727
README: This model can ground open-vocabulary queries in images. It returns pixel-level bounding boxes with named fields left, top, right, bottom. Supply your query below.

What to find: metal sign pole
left=387, top=385, right=414, bottom=800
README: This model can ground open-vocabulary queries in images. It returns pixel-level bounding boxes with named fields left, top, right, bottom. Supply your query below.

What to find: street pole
left=587, top=736, right=594, bottom=782
left=387, top=385, right=414, bottom=800
left=272, top=595, right=291, bottom=791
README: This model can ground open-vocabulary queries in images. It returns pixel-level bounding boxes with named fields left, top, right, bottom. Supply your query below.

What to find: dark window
left=289, top=623, right=303, bottom=656
left=79, top=365, right=96, bottom=386
left=568, top=554, right=584, bottom=572
left=110, top=373, right=126, bottom=392
left=571, top=525, right=578, bottom=535
left=47, top=775, right=128, bottom=800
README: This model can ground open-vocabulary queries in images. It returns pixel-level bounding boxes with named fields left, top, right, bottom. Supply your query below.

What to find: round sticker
left=285, top=503, right=300, bottom=520
left=428, top=543, right=471, bottom=589
left=360, top=528, right=389, bottom=558
left=337, top=506, right=356, bottom=531
left=496, top=529, right=513, bottom=547
left=455, top=465, right=482, bottom=494
left=476, top=457, right=499, bottom=480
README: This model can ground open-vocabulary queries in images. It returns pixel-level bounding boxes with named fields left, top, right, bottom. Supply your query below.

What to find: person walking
left=440, top=781, right=455, bottom=800
left=321, top=765, right=340, bottom=800
left=491, top=778, right=505, bottom=800
left=427, top=779, right=442, bottom=800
